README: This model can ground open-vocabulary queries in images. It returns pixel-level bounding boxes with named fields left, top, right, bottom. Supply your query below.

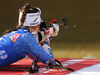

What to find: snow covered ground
left=67, top=63, right=100, bottom=75
left=1, top=58, right=100, bottom=75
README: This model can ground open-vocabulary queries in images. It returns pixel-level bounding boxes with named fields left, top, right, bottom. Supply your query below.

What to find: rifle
left=40, top=17, right=68, bottom=43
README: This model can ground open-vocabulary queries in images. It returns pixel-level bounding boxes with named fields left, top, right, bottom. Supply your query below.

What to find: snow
left=67, top=63, right=100, bottom=75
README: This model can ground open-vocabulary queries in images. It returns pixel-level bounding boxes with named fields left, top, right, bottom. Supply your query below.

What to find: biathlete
left=0, top=3, right=55, bottom=67
left=18, top=4, right=60, bottom=61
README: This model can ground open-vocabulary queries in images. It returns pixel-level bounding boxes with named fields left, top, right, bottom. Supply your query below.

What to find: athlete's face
left=29, top=24, right=40, bottom=33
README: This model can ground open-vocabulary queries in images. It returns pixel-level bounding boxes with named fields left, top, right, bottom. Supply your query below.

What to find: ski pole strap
left=29, top=54, right=39, bottom=73
left=29, top=61, right=39, bottom=73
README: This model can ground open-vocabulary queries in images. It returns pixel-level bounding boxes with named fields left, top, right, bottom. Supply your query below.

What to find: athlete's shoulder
left=17, top=27, right=29, bottom=33
left=22, top=32, right=34, bottom=38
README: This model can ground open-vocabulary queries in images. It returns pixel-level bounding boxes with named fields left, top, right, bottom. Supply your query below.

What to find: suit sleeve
left=24, top=33, right=54, bottom=64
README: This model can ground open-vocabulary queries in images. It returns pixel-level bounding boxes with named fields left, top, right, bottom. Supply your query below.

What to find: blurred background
left=0, top=0, right=100, bottom=59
